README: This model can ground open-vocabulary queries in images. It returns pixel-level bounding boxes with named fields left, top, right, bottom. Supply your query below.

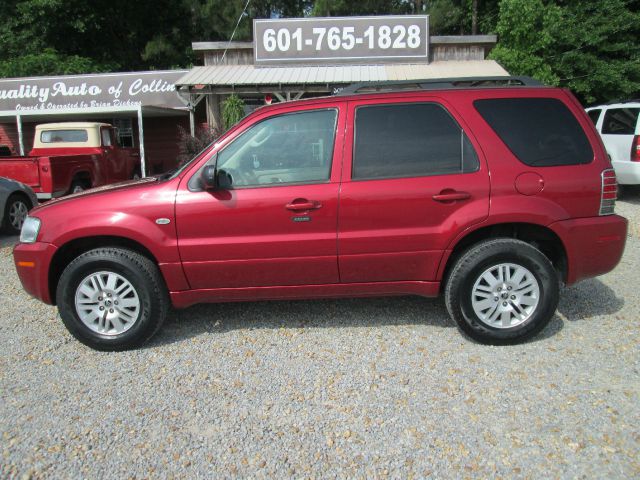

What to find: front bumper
left=13, top=241, right=58, bottom=304
left=549, top=214, right=628, bottom=285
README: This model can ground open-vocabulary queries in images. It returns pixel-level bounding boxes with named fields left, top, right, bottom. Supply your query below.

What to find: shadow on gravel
left=619, top=185, right=640, bottom=204
left=0, top=234, right=18, bottom=249
left=558, top=278, right=625, bottom=320
left=149, top=296, right=453, bottom=348
left=493, top=278, right=624, bottom=345
left=150, top=278, right=625, bottom=348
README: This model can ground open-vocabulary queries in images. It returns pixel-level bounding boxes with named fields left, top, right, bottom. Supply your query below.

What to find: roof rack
left=335, top=76, right=543, bottom=96
left=603, top=98, right=640, bottom=105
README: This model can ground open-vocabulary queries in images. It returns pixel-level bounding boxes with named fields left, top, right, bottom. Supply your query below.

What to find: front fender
left=49, top=212, right=179, bottom=264
left=34, top=179, right=181, bottom=264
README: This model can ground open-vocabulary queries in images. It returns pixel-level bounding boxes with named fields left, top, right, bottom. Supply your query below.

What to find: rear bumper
left=13, top=241, right=58, bottom=304
left=549, top=215, right=627, bottom=285
left=612, top=160, right=640, bottom=185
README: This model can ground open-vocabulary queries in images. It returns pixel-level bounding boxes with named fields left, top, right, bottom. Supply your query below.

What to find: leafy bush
left=176, top=125, right=220, bottom=167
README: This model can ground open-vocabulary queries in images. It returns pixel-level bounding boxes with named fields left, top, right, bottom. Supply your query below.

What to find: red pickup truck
left=0, top=122, right=141, bottom=200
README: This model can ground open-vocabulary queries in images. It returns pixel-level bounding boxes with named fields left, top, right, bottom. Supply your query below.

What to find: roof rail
left=335, top=76, right=543, bottom=96
left=603, top=98, right=640, bottom=105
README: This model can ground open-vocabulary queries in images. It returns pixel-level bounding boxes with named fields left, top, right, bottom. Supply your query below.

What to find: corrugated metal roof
left=176, top=61, right=508, bottom=87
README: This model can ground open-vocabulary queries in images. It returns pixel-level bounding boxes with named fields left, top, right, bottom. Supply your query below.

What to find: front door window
left=215, top=109, right=337, bottom=188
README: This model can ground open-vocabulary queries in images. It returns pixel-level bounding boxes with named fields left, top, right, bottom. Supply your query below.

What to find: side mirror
left=201, top=165, right=217, bottom=189
left=217, top=169, right=233, bottom=190
left=201, top=165, right=233, bottom=190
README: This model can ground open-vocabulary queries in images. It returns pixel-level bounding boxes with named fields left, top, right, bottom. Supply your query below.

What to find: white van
left=586, top=102, right=640, bottom=188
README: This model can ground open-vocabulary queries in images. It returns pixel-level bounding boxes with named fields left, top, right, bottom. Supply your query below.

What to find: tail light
left=600, top=169, right=617, bottom=215
left=631, top=135, right=640, bottom=162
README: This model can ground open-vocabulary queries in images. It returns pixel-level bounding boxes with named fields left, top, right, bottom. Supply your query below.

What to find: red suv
left=13, top=77, right=628, bottom=350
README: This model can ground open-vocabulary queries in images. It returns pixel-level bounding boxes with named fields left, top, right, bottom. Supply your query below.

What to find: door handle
left=285, top=199, right=322, bottom=211
left=432, top=191, right=471, bottom=202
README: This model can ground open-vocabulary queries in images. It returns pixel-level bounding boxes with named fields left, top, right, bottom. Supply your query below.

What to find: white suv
left=587, top=102, right=640, bottom=187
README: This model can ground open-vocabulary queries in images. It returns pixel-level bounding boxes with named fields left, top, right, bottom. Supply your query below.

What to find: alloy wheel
left=74, top=271, right=141, bottom=335
left=471, top=263, right=540, bottom=329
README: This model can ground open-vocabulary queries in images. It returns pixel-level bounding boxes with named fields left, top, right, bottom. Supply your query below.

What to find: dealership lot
left=1, top=197, right=638, bottom=478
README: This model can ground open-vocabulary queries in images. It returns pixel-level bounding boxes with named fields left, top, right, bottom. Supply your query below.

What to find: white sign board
left=254, top=16, right=429, bottom=66
left=0, top=70, right=188, bottom=112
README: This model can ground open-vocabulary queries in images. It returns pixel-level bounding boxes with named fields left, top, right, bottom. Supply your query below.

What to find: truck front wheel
left=56, top=248, right=169, bottom=351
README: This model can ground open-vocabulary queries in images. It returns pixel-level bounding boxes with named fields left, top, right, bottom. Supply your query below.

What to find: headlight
left=20, top=216, right=41, bottom=243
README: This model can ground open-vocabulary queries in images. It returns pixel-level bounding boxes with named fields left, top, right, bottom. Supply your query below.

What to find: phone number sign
left=254, top=16, right=429, bottom=66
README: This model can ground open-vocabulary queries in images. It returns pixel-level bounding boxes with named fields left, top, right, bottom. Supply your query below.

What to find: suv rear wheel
left=56, top=248, right=168, bottom=351
left=445, top=238, right=559, bottom=345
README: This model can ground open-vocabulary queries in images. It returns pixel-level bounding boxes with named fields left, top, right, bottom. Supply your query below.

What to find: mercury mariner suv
left=14, top=77, right=628, bottom=351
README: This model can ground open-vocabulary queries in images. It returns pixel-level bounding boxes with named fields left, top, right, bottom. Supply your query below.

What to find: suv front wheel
left=56, top=248, right=169, bottom=351
left=445, top=238, right=559, bottom=345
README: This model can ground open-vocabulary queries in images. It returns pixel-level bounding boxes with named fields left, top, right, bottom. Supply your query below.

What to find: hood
left=31, top=177, right=159, bottom=213
left=0, top=177, right=37, bottom=205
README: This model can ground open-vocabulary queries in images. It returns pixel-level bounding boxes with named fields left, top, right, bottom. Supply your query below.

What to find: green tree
left=417, top=0, right=500, bottom=35
left=312, top=0, right=410, bottom=16
left=490, top=0, right=640, bottom=104
left=0, top=0, right=194, bottom=76
left=187, top=0, right=312, bottom=43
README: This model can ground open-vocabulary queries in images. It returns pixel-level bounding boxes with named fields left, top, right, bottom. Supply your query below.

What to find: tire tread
left=56, top=247, right=168, bottom=351
left=444, top=238, right=559, bottom=345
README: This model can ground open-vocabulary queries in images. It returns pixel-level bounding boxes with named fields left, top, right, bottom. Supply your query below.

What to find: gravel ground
left=1, top=198, right=638, bottom=479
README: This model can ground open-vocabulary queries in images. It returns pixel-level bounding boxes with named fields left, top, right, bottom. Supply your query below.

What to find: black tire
left=3, top=194, right=31, bottom=235
left=444, top=238, right=559, bottom=345
left=56, top=248, right=169, bottom=351
left=69, top=180, right=89, bottom=194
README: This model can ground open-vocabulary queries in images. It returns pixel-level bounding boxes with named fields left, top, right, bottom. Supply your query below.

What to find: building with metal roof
left=176, top=35, right=508, bottom=130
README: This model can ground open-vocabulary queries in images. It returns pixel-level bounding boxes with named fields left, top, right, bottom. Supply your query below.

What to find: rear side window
left=40, top=129, right=88, bottom=143
left=587, top=109, right=601, bottom=126
left=353, top=103, right=479, bottom=180
left=601, top=108, right=639, bottom=135
left=474, top=98, right=593, bottom=166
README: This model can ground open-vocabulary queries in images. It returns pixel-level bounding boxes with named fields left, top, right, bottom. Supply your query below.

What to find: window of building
left=113, top=118, right=134, bottom=147
left=601, top=108, right=640, bottom=135
left=352, top=103, right=479, bottom=180
left=215, top=109, right=338, bottom=188
left=474, top=98, right=593, bottom=166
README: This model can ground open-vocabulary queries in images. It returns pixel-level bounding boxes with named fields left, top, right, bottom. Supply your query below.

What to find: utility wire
left=221, top=0, right=252, bottom=64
